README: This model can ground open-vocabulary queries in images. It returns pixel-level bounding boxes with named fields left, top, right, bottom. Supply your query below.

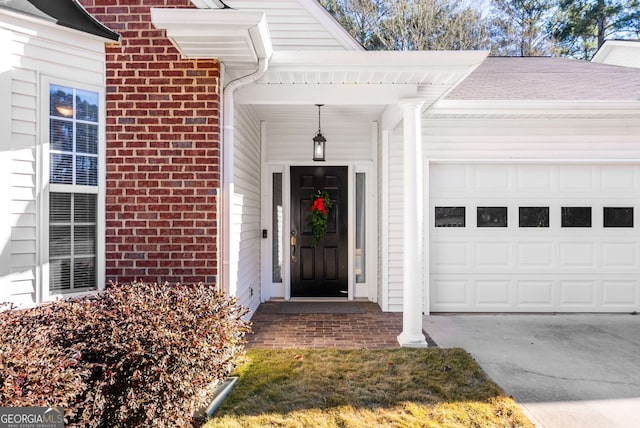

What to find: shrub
left=0, top=281, right=251, bottom=427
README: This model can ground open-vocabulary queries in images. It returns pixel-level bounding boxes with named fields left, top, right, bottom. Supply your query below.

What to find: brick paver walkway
left=246, top=301, right=417, bottom=349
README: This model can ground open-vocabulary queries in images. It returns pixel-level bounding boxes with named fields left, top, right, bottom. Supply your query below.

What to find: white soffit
left=235, top=50, right=489, bottom=105
left=591, top=40, right=640, bottom=69
left=150, top=8, right=273, bottom=68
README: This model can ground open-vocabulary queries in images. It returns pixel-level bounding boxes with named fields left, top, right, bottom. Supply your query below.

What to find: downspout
left=220, top=56, right=269, bottom=295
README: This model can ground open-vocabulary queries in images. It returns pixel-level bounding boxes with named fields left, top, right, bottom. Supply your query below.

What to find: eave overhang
left=0, top=0, right=119, bottom=41
left=236, top=50, right=488, bottom=106
left=591, top=40, right=640, bottom=68
left=234, top=50, right=488, bottom=130
left=152, top=6, right=490, bottom=129
left=150, top=8, right=273, bottom=68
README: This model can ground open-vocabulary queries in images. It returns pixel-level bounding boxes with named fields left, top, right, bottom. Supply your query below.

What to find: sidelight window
left=272, top=173, right=283, bottom=282
left=355, top=173, right=366, bottom=283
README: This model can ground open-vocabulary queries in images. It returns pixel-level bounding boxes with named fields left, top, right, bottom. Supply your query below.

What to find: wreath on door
left=309, top=190, right=333, bottom=246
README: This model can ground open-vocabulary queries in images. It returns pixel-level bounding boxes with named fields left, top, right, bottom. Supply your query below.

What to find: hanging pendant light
left=312, top=104, right=326, bottom=161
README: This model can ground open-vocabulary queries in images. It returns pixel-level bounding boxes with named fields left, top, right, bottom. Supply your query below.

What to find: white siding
left=224, top=0, right=354, bottom=51
left=385, top=115, right=640, bottom=312
left=265, top=117, right=373, bottom=163
left=377, top=131, right=387, bottom=310
left=0, top=11, right=107, bottom=306
left=233, top=104, right=262, bottom=314
left=387, top=130, right=404, bottom=311
left=1, top=28, right=12, bottom=304
left=422, top=117, right=640, bottom=160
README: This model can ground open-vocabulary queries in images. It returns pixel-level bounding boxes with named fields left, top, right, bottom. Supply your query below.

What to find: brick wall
left=79, top=0, right=220, bottom=285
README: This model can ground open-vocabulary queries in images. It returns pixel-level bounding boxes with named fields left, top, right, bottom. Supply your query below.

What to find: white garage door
left=429, top=163, right=640, bottom=312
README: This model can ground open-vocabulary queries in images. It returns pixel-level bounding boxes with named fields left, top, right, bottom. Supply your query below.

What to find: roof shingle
left=446, top=56, right=640, bottom=101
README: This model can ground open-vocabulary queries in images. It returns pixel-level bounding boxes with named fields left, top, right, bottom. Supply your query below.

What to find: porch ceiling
left=235, top=51, right=488, bottom=108
left=235, top=50, right=488, bottom=129
left=152, top=7, right=489, bottom=128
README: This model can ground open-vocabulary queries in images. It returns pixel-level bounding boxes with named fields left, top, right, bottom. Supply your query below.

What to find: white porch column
left=397, top=99, right=428, bottom=347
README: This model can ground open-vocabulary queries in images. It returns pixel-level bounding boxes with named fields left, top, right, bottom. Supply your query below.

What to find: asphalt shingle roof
left=446, top=56, right=640, bottom=101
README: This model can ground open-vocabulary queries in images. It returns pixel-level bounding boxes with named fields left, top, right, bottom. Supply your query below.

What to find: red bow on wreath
left=311, top=197, right=327, bottom=215
left=309, top=191, right=333, bottom=246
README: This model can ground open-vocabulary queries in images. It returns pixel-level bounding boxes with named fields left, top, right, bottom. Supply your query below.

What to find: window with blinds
left=49, top=84, right=99, bottom=292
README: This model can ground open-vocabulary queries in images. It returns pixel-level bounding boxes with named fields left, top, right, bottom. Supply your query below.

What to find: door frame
left=260, top=161, right=377, bottom=302
left=290, top=165, right=349, bottom=297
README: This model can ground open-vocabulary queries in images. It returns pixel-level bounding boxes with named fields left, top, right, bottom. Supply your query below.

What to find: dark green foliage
left=0, top=281, right=250, bottom=427
left=551, top=0, right=640, bottom=60
left=309, top=191, right=333, bottom=246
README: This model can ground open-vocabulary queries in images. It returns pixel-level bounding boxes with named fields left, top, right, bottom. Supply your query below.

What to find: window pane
left=74, top=226, right=96, bottom=255
left=272, top=173, right=283, bottom=283
left=50, top=119, right=73, bottom=151
left=604, top=207, right=633, bottom=228
left=519, top=207, right=549, bottom=228
left=76, top=123, right=98, bottom=154
left=49, top=192, right=97, bottom=292
left=49, top=84, right=99, bottom=188
left=435, top=207, right=465, bottom=227
left=74, top=193, right=97, bottom=223
left=50, top=193, right=71, bottom=222
left=74, top=258, right=96, bottom=289
left=50, top=153, right=73, bottom=184
left=50, top=226, right=71, bottom=257
left=76, top=156, right=98, bottom=186
left=477, top=207, right=507, bottom=227
left=561, top=207, right=592, bottom=227
left=76, top=90, right=99, bottom=122
left=355, top=173, right=366, bottom=283
left=50, top=85, right=73, bottom=118
left=50, top=259, right=71, bottom=291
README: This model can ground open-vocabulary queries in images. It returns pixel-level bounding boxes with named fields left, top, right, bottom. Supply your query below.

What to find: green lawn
left=205, top=348, right=533, bottom=428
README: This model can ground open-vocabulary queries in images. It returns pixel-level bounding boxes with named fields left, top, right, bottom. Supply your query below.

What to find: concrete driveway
left=423, top=314, right=640, bottom=428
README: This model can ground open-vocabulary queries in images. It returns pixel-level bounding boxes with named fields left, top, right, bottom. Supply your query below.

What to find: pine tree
left=551, top=0, right=640, bottom=60
left=490, top=0, right=555, bottom=56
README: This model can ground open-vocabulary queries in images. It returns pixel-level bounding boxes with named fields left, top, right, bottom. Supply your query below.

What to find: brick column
left=79, top=0, right=221, bottom=285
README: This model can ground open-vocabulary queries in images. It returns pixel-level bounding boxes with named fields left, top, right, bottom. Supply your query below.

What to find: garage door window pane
left=477, top=207, right=507, bottom=227
left=435, top=207, right=465, bottom=227
left=519, top=207, right=549, bottom=228
left=561, top=207, right=591, bottom=227
left=604, top=207, right=633, bottom=228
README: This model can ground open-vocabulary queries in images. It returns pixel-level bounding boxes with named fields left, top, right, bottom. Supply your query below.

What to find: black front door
left=290, top=166, right=348, bottom=297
